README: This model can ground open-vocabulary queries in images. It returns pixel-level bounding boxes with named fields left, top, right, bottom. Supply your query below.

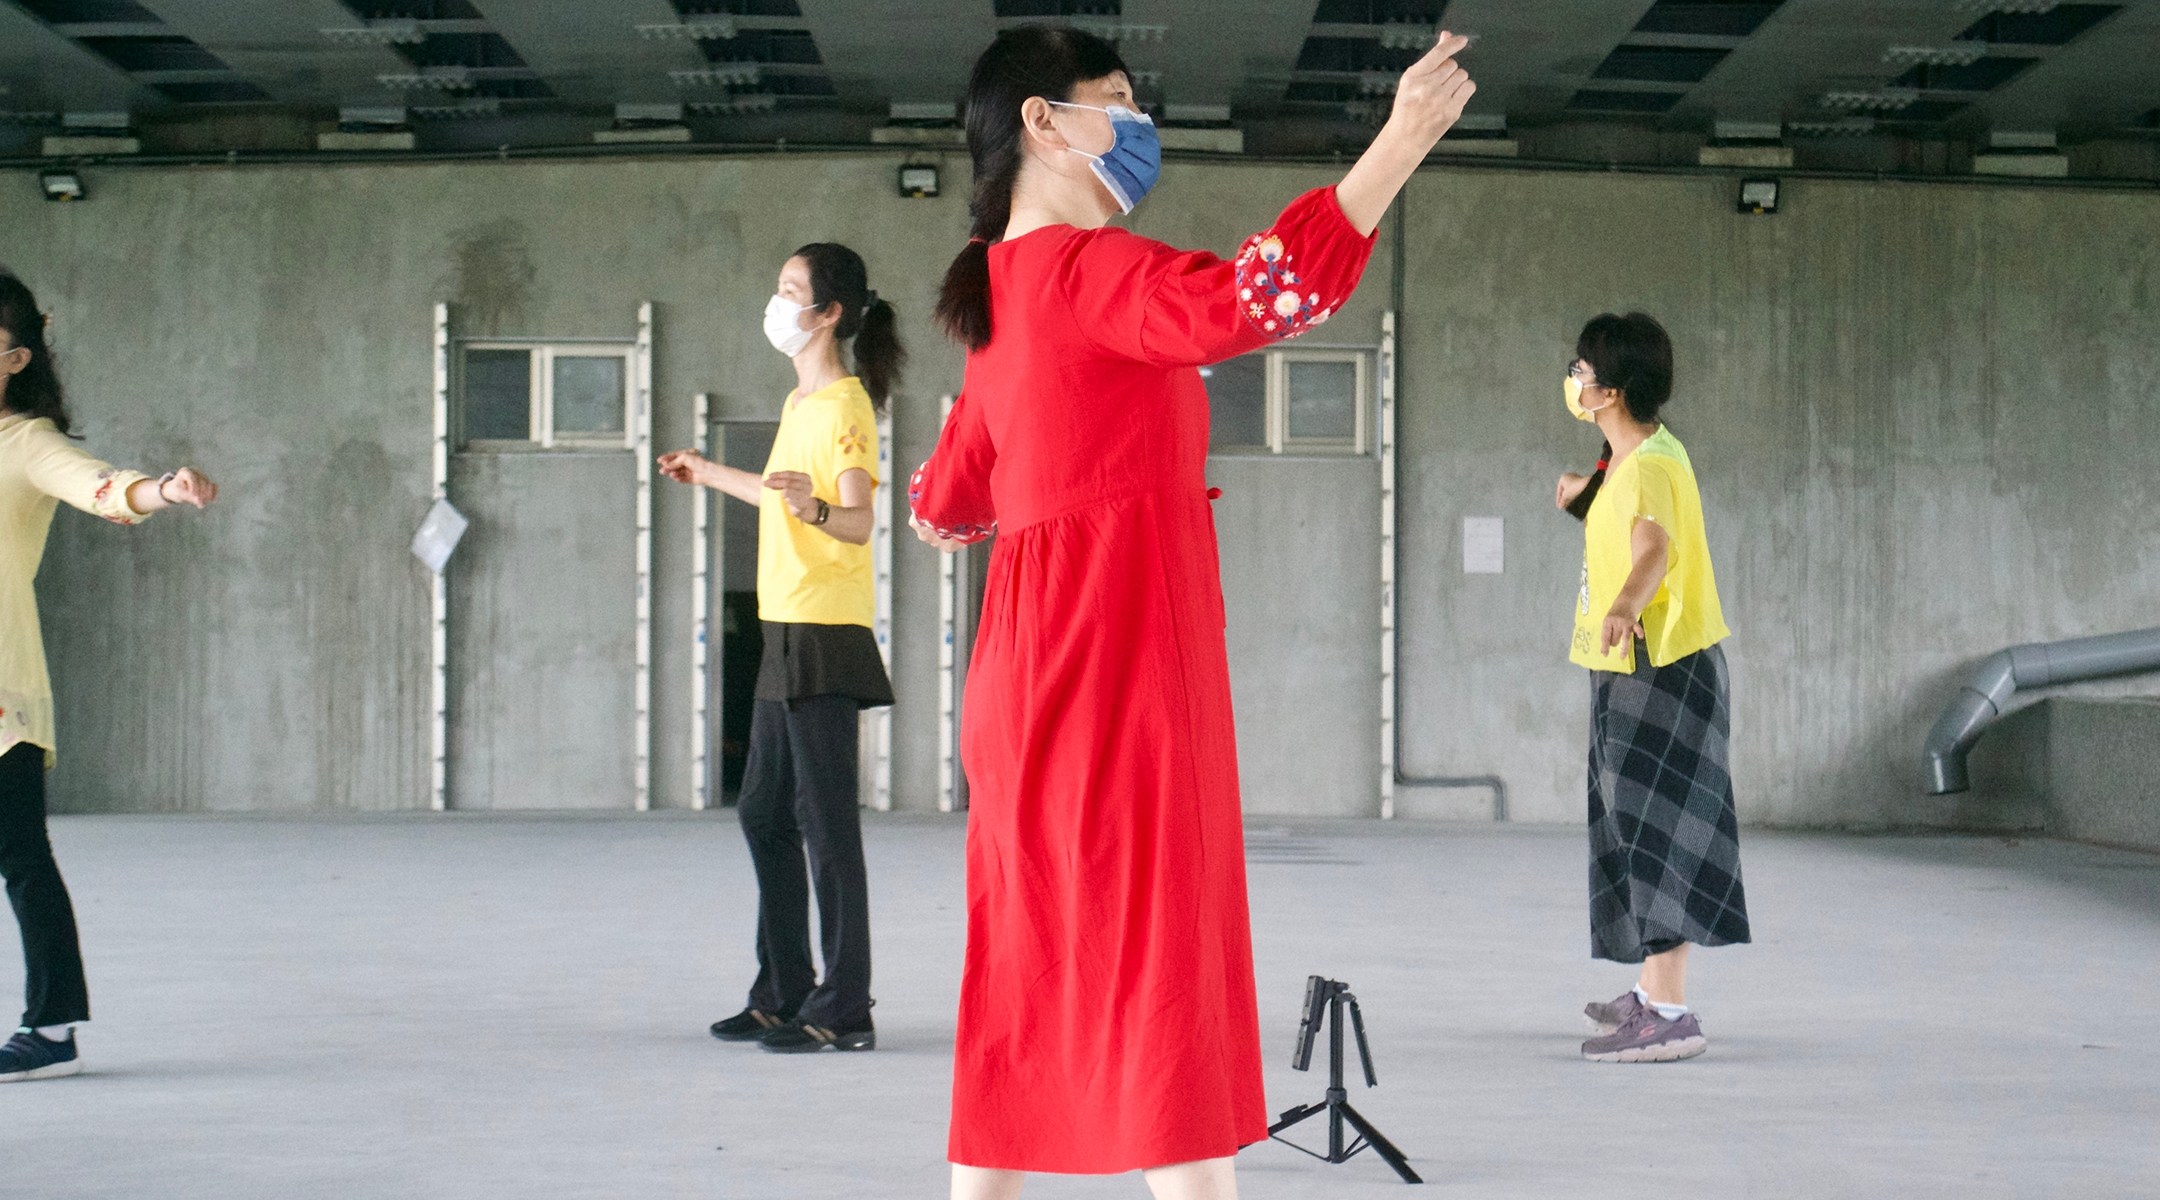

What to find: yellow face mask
left=1564, top=373, right=1611, bottom=423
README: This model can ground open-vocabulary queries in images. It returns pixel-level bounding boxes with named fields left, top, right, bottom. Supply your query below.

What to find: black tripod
left=1267, top=976, right=1422, bottom=1184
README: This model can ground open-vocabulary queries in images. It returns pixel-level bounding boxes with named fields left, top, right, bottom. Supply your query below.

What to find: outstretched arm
left=21, top=423, right=216, bottom=523
left=657, top=448, right=765, bottom=507
left=1334, top=32, right=1477, bottom=236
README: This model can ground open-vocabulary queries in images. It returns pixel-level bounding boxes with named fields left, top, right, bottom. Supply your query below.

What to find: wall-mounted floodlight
left=40, top=170, right=84, bottom=202
left=898, top=164, right=939, bottom=198
left=1738, top=177, right=1778, bottom=214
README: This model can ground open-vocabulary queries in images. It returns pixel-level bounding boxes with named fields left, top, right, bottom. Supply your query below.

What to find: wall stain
left=441, top=219, right=539, bottom=336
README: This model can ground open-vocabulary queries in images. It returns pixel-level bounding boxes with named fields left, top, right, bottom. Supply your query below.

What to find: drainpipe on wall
left=1379, top=196, right=1508, bottom=821
left=1923, top=626, right=2160, bottom=794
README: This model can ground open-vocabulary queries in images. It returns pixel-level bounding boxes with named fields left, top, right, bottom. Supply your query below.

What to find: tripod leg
left=1267, top=1102, right=1327, bottom=1138
left=1336, top=1102, right=1423, bottom=1184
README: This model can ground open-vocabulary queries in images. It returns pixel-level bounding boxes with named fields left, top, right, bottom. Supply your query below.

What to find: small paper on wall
left=1462, top=516, right=1504, bottom=575
left=411, top=498, right=469, bottom=574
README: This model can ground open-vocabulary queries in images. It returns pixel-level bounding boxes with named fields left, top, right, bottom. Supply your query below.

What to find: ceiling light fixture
left=378, top=66, right=474, bottom=92
left=1737, top=178, right=1778, bottom=214
left=321, top=19, right=426, bottom=46
left=1068, top=19, right=1167, bottom=43
left=1883, top=45, right=1986, bottom=65
left=634, top=19, right=738, bottom=41
left=1821, top=88, right=1919, bottom=111
left=40, top=170, right=85, bottom=202
left=409, top=98, right=502, bottom=120
left=1377, top=18, right=1437, bottom=51
left=686, top=95, right=778, bottom=115
left=1948, top=0, right=2056, bottom=11
left=1785, top=117, right=1877, bottom=136
left=670, top=65, right=762, bottom=89
left=897, top=164, right=939, bottom=198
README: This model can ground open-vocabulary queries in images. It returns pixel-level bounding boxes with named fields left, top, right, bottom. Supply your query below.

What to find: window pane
left=464, top=349, right=531, bottom=441
left=552, top=355, right=626, bottom=435
left=1285, top=359, right=1358, bottom=441
left=1203, top=354, right=1267, bottom=450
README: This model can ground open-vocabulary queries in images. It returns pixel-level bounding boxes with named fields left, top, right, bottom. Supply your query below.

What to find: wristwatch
left=813, top=499, right=830, bottom=526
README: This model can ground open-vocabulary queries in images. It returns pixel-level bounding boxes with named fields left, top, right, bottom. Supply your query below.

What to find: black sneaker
left=710, top=1008, right=790, bottom=1042
left=759, top=1017, right=875, bottom=1054
left=0, top=1029, right=81, bottom=1082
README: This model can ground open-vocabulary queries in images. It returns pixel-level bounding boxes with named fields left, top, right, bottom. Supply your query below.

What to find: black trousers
left=0, top=742, right=89, bottom=1028
left=737, top=696, right=872, bottom=1028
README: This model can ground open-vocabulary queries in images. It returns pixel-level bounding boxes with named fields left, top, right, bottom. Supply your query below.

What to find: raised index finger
left=1404, top=30, right=1470, bottom=76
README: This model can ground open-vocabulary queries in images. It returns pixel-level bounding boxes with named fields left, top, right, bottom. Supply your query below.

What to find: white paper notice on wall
left=1462, top=516, right=1504, bottom=575
left=410, top=498, right=469, bottom=574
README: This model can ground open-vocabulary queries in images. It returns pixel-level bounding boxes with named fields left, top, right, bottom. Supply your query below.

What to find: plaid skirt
left=1587, top=642, right=1750, bottom=963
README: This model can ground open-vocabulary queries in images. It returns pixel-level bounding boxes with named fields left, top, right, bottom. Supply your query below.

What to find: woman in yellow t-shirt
left=1553, top=312, right=1748, bottom=1065
left=658, top=243, right=900, bottom=1055
left=1, top=270, right=219, bottom=1083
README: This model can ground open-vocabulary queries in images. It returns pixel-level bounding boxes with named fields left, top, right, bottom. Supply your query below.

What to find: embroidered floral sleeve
left=1062, top=186, right=1378, bottom=368
left=19, top=421, right=153, bottom=526
left=909, top=393, right=997, bottom=545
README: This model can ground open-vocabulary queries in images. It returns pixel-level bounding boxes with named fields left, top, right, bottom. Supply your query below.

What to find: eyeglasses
left=1566, top=362, right=1600, bottom=388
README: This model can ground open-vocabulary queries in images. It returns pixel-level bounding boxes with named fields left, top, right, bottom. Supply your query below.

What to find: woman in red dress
left=909, top=25, right=1475, bottom=1199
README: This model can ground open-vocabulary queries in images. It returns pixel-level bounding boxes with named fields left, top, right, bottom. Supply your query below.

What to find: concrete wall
left=1967, top=696, right=2160, bottom=850
left=8, top=152, right=2158, bottom=824
left=1394, top=168, right=2160, bottom=826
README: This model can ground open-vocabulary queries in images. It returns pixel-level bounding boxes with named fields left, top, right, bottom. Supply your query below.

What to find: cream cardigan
left=0, top=412, right=152, bottom=765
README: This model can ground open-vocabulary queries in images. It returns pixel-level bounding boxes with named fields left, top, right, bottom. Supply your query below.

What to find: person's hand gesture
left=1556, top=472, right=1590, bottom=512
left=764, top=470, right=820, bottom=523
left=908, top=513, right=965, bottom=553
left=162, top=467, right=217, bottom=509
left=656, top=448, right=710, bottom=486
left=1599, top=610, right=1645, bottom=658
left=1388, top=31, right=1476, bottom=148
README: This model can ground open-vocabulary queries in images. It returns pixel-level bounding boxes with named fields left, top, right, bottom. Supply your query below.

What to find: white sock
left=33, top=1024, right=71, bottom=1042
left=1632, top=987, right=1688, bottom=1020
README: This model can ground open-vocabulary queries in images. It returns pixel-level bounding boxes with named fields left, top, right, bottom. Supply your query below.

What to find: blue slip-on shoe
left=0, top=1029, right=81, bottom=1082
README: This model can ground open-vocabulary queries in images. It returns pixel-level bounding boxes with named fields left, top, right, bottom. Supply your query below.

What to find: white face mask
left=763, top=294, right=813, bottom=358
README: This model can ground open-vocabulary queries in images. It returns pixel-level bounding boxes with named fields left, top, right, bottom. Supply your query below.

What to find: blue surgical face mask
left=1048, top=101, right=1161, bottom=214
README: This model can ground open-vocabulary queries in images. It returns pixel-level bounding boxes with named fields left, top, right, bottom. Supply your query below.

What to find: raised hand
left=1388, top=31, right=1476, bottom=149
left=164, top=467, right=217, bottom=509
left=1333, top=30, right=1478, bottom=234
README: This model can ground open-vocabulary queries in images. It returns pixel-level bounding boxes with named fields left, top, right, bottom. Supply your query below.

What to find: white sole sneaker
left=0, top=1056, right=82, bottom=1082
left=1583, top=1035, right=1706, bottom=1063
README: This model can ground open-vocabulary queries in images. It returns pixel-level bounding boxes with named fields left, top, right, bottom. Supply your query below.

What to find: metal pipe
left=1923, top=626, right=2160, bottom=794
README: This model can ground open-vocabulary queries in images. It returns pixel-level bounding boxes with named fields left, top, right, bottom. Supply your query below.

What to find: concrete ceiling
left=2, top=0, right=2156, bottom=148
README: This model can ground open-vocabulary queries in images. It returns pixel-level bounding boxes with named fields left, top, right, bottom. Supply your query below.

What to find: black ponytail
left=0, top=270, right=73, bottom=437
left=1564, top=312, right=1674, bottom=521
left=934, top=25, right=1128, bottom=351
left=793, top=241, right=906, bottom=413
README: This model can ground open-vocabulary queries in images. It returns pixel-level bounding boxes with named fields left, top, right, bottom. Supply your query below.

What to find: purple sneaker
left=1581, top=1007, right=1707, bottom=1063
left=1583, top=989, right=1644, bottom=1035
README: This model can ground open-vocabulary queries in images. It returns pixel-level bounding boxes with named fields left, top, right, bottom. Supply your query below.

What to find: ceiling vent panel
left=339, top=1, right=484, bottom=18
left=1310, top=0, right=1447, bottom=22
left=1566, top=89, right=1685, bottom=114
left=1593, top=46, right=1730, bottom=83
left=1295, top=36, right=1423, bottom=73
left=1955, top=5, right=2120, bottom=45
left=995, top=1, right=1122, bottom=16
left=698, top=29, right=822, bottom=65
left=1631, top=1, right=1784, bottom=38
left=16, top=0, right=160, bottom=20
left=75, top=35, right=227, bottom=72
left=1891, top=57, right=2039, bottom=92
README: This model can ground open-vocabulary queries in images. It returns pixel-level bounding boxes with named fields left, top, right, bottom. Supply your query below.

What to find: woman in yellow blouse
left=0, top=271, right=217, bottom=1082
left=658, top=242, right=899, bottom=1055
left=1554, top=312, right=1748, bottom=1064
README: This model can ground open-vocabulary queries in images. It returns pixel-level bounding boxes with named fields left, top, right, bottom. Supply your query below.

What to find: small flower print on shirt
left=838, top=425, right=869, bottom=456
left=1234, top=231, right=1334, bottom=338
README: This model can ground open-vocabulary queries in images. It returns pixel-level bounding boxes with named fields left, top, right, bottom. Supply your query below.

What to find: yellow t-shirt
left=757, top=377, right=880, bottom=627
left=1570, top=426, right=1730, bottom=672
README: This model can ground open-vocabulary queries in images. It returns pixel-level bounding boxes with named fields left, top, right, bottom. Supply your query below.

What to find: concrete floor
left=5, top=813, right=2157, bottom=1199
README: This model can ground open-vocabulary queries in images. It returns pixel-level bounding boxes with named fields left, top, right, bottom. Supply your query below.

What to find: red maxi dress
left=910, top=187, right=1376, bottom=1173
